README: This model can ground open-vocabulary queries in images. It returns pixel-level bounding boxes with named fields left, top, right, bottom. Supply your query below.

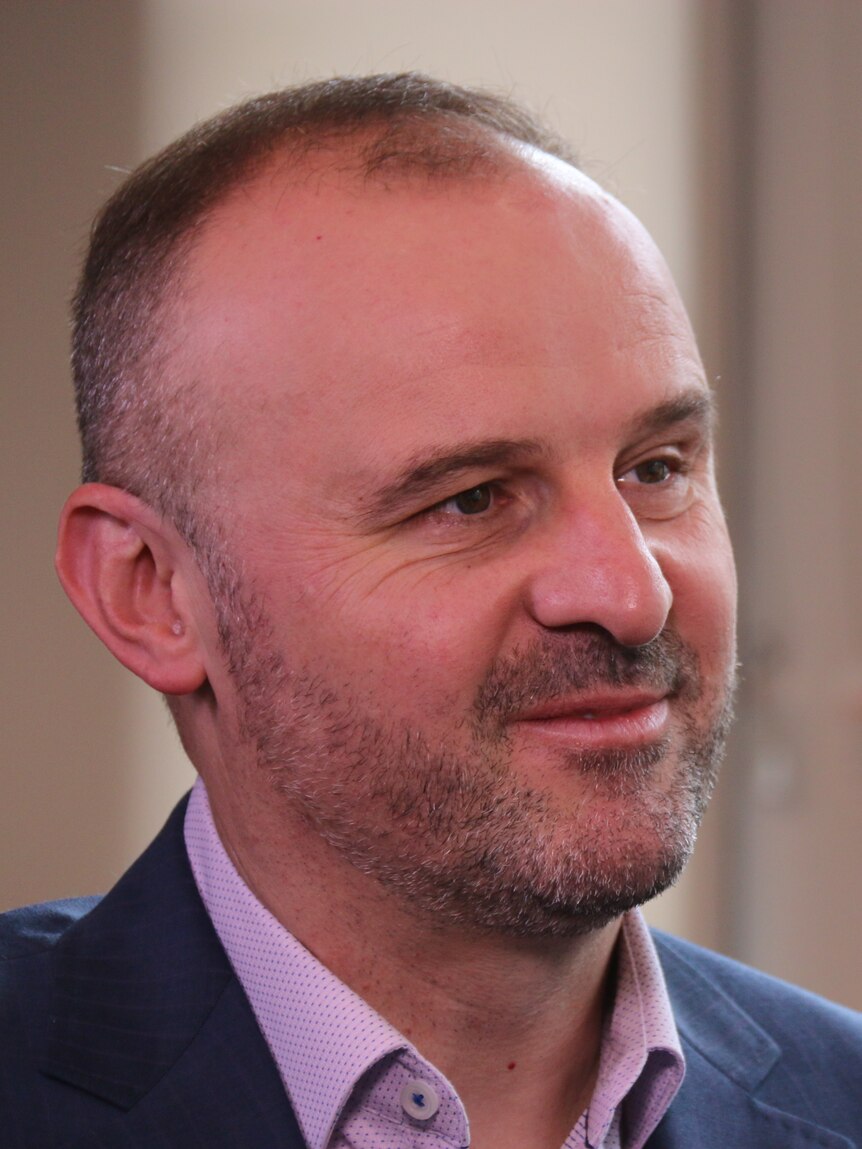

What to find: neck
left=336, top=920, right=619, bottom=1149
left=205, top=773, right=623, bottom=1149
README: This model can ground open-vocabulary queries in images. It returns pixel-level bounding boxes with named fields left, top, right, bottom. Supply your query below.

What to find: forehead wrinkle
left=356, top=437, right=550, bottom=524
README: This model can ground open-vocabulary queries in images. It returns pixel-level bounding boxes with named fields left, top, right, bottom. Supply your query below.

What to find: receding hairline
left=132, top=109, right=581, bottom=303
left=174, top=129, right=594, bottom=288
left=114, top=121, right=584, bottom=427
left=139, top=130, right=589, bottom=469
left=78, top=78, right=577, bottom=324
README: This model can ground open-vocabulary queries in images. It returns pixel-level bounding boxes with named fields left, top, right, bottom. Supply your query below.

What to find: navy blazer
left=2, top=798, right=861, bottom=1148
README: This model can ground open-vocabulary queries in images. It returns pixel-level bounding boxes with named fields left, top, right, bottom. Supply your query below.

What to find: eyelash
left=618, top=453, right=689, bottom=486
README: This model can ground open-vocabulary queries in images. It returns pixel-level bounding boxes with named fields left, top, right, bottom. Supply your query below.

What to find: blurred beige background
left=2, top=0, right=860, bottom=1008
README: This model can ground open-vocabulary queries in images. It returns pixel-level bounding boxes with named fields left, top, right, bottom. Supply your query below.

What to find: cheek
left=289, top=564, right=522, bottom=714
left=664, top=528, right=738, bottom=673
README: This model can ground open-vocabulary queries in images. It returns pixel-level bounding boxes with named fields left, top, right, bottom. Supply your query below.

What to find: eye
left=449, top=485, right=493, bottom=515
left=618, top=454, right=682, bottom=488
left=631, top=458, right=674, bottom=484
left=617, top=453, right=693, bottom=518
left=419, top=481, right=511, bottom=526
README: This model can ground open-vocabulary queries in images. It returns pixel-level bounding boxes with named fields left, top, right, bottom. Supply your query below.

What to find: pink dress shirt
left=185, top=779, right=684, bottom=1149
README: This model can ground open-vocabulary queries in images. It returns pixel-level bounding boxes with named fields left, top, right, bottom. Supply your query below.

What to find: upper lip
left=513, top=690, right=670, bottom=722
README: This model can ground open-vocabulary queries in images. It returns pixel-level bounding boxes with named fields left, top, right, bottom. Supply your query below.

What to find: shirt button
left=400, top=1078, right=440, bottom=1121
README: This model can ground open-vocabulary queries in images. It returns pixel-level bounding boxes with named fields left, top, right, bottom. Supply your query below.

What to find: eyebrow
left=358, top=385, right=715, bottom=525
left=627, top=388, right=716, bottom=440
left=358, top=438, right=549, bottom=524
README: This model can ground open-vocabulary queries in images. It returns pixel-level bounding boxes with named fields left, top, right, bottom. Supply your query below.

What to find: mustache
left=474, top=627, right=699, bottom=726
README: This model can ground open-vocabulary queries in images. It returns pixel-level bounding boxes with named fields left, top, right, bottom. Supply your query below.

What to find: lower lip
left=513, top=698, right=671, bottom=749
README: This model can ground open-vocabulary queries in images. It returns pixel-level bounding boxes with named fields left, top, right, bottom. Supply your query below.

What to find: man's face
left=181, top=157, right=737, bottom=935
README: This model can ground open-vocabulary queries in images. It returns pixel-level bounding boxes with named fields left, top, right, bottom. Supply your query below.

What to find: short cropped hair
left=72, top=72, right=576, bottom=537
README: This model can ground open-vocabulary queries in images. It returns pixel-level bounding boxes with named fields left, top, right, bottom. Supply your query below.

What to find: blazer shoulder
left=655, top=929, right=861, bottom=1025
left=652, top=930, right=862, bottom=1143
left=0, top=897, right=101, bottom=962
left=654, top=928, right=862, bottom=1085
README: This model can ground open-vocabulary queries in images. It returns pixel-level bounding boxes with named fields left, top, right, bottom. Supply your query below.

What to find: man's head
left=58, top=74, right=737, bottom=938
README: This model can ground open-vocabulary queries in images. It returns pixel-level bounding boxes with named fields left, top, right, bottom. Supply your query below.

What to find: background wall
left=725, top=0, right=862, bottom=1009
left=2, top=0, right=859, bottom=1008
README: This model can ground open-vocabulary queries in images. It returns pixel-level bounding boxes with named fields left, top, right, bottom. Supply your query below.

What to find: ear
left=55, top=483, right=208, bottom=695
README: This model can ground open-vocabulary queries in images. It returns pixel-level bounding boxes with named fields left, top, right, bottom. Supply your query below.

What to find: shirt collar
left=584, top=909, right=685, bottom=1149
left=185, top=778, right=683, bottom=1149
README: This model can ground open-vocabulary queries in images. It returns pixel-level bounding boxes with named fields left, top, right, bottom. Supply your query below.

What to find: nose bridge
left=526, top=489, right=673, bottom=646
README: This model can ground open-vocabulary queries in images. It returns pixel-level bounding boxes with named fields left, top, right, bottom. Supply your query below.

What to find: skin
left=57, top=150, right=737, bottom=1149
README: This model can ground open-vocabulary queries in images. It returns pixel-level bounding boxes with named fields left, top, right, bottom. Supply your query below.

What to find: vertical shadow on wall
left=0, top=1, right=146, bottom=908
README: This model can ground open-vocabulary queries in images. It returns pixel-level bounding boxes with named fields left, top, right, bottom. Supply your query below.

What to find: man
left=1, top=73, right=859, bottom=1148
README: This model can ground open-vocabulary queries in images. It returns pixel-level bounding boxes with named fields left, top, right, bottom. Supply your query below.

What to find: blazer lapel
left=40, top=799, right=307, bottom=1148
left=649, top=934, right=856, bottom=1149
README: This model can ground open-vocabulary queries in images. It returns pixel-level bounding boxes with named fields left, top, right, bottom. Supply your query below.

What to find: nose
left=524, top=491, right=672, bottom=647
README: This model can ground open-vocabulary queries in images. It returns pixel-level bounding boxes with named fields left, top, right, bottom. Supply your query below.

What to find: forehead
left=174, top=157, right=705, bottom=486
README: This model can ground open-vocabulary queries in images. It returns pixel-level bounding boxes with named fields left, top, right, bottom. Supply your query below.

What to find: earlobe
left=55, top=483, right=208, bottom=695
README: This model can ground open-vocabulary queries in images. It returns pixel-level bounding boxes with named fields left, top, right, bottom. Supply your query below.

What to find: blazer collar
left=40, top=798, right=306, bottom=1147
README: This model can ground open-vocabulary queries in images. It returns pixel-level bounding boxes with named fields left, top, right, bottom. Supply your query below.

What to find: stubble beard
left=214, top=570, right=735, bottom=939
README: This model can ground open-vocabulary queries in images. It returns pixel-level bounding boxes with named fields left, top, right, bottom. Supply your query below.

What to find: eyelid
left=406, top=474, right=539, bottom=538
left=615, top=450, right=699, bottom=522
left=618, top=452, right=689, bottom=480
left=615, top=425, right=708, bottom=479
left=423, top=479, right=506, bottom=517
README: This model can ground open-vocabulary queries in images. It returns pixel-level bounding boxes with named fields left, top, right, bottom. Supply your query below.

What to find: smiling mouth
left=512, top=693, right=672, bottom=748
